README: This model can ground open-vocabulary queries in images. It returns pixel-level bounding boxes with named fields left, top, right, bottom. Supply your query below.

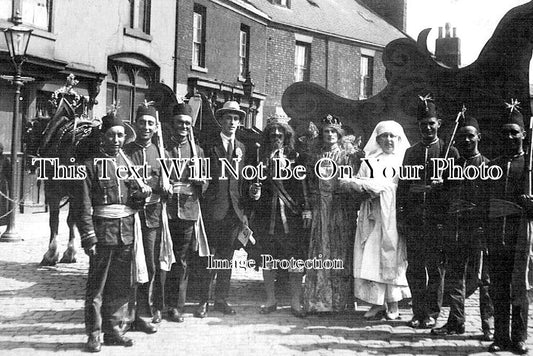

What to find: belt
left=94, top=204, right=137, bottom=218
left=172, top=183, right=195, bottom=195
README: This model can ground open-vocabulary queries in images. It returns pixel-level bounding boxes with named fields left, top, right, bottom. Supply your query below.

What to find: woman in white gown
left=344, top=120, right=411, bottom=320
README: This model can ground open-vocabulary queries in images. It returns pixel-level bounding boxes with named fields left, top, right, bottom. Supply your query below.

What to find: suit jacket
left=202, top=137, right=248, bottom=223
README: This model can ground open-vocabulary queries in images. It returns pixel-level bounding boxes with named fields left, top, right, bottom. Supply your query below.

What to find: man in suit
left=397, top=95, right=459, bottom=329
left=195, top=100, right=249, bottom=318
left=123, top=102, right=165, bottom=331
left=78, top=112, right=151, bottom=352
left=164, top=103, right=208, bottom=322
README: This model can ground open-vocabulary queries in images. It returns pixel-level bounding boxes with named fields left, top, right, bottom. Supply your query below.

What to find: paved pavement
left=0, top=210, right=532, bottom=355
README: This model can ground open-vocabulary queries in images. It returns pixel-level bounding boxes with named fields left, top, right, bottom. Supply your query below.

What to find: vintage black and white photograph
left=1, top=0, right=533, bottom=355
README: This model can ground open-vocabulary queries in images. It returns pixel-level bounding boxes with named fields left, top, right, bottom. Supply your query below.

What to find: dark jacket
left=77, top=151, right=140, bottom=248
left=397, top=138, right=459, bottom=227
left=165, top=138, right=207, bottom=221
left=202, top=137, right=248, bottom=223
left=123, top=141, right=163, bottom=228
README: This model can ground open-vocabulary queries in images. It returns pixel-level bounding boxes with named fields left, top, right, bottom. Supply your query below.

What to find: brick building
left=245, top=0, right=406, bottom=121
left=0, top=0, right=406, bottom=208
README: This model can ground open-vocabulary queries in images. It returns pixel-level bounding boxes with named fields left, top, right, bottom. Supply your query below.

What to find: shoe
left=103, top=333, right=133, bottom=347
left=85, top=335, right=101, bottom=353
left=152, top=310, right=162, bottom=324
left=431, top=323, right=465, bottom=335
left=194, top=303, right=208, bottom=318
left=420, top=317, right=436, bottom=329
left=132, top=318, right=157, bottom=334
left=290, top=308, right=307, bottom=318
left=407, top=317, right=421, bottom=328
left=488, top=341, right=508, bottom=352
left=213, top=301, right=236, bottom=315
left=364, top=305, right=387, bottom=320
left=259, top=304, right=277, bottom=314
left=386, top=302, right=399, bottom=320
left=511, top=341, right=529, bottom=355
left=168, top=308, right=185, bottom=322
left=481, top=329, right=493, bottom=342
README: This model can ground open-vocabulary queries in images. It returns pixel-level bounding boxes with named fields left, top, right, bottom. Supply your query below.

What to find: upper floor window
left=192, top=4, right=206, bottom=68
left=272, top=0, right=290, bottom=7
left=0, top=0, right=53, bottom=31
left=106, top=59, right=158, bottom=122
left=239, top=25, right=250, bottom=78
left=294, top=41, right=310, bottom=82
left=130, top=0, right=151, bottom=34
left=360, top=55, right=374, bottom=99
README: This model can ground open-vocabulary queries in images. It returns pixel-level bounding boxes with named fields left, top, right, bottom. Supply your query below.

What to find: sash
left=93, top=204, right=148, bottom=285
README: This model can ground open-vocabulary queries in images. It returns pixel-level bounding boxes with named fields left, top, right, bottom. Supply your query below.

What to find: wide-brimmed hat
left=215, top=101, right=246, bottom=119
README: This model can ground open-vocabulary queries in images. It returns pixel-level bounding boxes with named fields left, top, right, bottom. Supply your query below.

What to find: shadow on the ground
left=0, top=260, right=86, bottom=301
left=0, top=340, right=85, bottom=352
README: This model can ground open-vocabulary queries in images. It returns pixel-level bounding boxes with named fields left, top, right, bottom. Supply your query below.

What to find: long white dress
left=352, top=152, right=410, bottom=305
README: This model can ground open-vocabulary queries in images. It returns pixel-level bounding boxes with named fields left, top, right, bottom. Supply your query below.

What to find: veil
left=363, top=120, right=410, bottom=162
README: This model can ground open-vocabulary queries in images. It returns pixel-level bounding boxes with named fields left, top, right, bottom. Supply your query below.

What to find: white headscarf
left=363, top=120, right=410, bottom=160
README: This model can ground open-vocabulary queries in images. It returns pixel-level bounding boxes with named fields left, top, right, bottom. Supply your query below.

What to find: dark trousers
left=489, top=245, right=529, bottom=343
left=444, top=237, right=494, bottom=328
left=406, top=228, right=444, bottom=321
left=134, top=221, right=163, bottom=317
left=165, top=218, right=195, bottom=309
left=85, top=245, right=132, bottom=337
left=198, top=211, right=240, bottom=303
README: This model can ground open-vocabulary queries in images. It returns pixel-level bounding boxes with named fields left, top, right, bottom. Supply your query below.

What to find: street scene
left=1, top=210, right=531, bottom=355
left=2, top=0, right=533, bottom=355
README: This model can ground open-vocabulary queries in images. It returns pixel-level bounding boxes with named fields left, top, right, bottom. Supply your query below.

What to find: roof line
left=268, top=21, right=386, bottom=49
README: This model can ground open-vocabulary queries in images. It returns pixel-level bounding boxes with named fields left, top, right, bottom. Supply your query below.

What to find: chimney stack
left=435, top=23, right=461, bottom=68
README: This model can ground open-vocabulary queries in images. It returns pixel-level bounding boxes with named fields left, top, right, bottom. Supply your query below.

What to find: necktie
left=227, top=140, right=234, bottom=160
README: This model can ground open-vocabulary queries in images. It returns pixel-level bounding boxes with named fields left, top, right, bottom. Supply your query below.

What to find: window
left=1, top=0, right=53, bottom=31
left=239, top=25, right=250, bottom=78
left=106, top=62, right=156, bottom=122
left=272, top=0, right=290, bottom=7
left=192, top=4, right=206, bottom=68
left=0, top=0, right=13, bottom=21
left=360, top=55, right=374, bottom=99
left=294, top=42, right=310, bottom=82
left=130, top=0, right=151, bottom=33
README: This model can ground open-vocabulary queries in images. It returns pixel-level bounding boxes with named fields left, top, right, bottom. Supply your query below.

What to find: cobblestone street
left=0, top=210, right=532, bottom=355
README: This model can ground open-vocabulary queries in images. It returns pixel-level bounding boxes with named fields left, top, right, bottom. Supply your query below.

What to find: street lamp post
left=1, top=13, right=32, bottom=242
left=242, top=71, right=255, bottom=128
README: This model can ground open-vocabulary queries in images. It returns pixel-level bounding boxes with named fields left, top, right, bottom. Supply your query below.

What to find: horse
left=27, top=88, right=100, bottom=266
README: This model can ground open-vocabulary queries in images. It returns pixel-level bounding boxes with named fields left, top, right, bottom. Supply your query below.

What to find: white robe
left=351, top=153, right=410, bottom=304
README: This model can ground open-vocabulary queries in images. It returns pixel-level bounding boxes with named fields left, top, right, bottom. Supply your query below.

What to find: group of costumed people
left=74, top=91, right=533, bottom=356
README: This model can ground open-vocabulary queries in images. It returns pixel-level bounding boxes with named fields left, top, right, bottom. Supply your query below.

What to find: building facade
left=0, top=0, right=405, bottom=208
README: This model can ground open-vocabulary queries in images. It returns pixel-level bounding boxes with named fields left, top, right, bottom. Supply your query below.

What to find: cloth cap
left=172, top=103, right=193, bottom=117
left=215, top=100, right=246, bottom=119
left=417, top=94, right=438, bottom=120
left=503, top=99, right=524, bottom=129
left=136, top=103, right=157, bottom=121
left=100, top=112, right=124, bottom=134
left=459, top=115, right=480, bottom=132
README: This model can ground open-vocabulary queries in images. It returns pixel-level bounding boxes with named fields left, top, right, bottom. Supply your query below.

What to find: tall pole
left=1, top=63, right=23, bottom=241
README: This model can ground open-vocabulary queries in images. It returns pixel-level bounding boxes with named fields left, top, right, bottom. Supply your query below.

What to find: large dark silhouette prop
left=282, top=1, right=533, bottom=158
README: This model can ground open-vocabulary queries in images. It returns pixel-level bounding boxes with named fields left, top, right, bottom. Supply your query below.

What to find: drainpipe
left=324, top=37, right=329, bottom=90
left=173, top=0, right=179, bottom=92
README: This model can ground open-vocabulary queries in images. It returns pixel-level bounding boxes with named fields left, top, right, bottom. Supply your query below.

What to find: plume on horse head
left=37, top=74, right=101, bottom=164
